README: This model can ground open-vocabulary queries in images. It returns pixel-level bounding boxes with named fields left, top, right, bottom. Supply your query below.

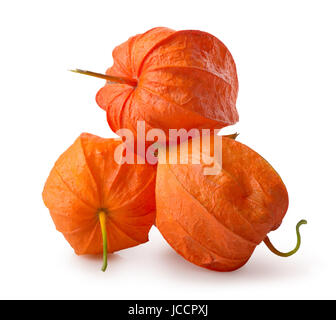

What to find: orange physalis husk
left=156, top=135, right=306, bottom=271
left=42, top=133, right=156, bottom=271
left=71, top=27, right=238, bottom=143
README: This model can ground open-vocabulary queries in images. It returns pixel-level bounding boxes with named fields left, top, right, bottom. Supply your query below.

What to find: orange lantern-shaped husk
left=156, top=135, right=306, bottom=271
left=42, top=133, right=156, bottom=271
left=73, top=27, right=239, bottom=144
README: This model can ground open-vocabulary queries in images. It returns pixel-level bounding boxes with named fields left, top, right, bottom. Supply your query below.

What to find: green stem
left=263, top=219, right=307, bottom=257
left=98, top=211, right=108, bottom=271
left=69, top=69, right=137, bottom=87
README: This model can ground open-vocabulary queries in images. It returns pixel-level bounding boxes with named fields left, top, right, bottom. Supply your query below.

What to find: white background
left=0, top=0, right=335, bottom=299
